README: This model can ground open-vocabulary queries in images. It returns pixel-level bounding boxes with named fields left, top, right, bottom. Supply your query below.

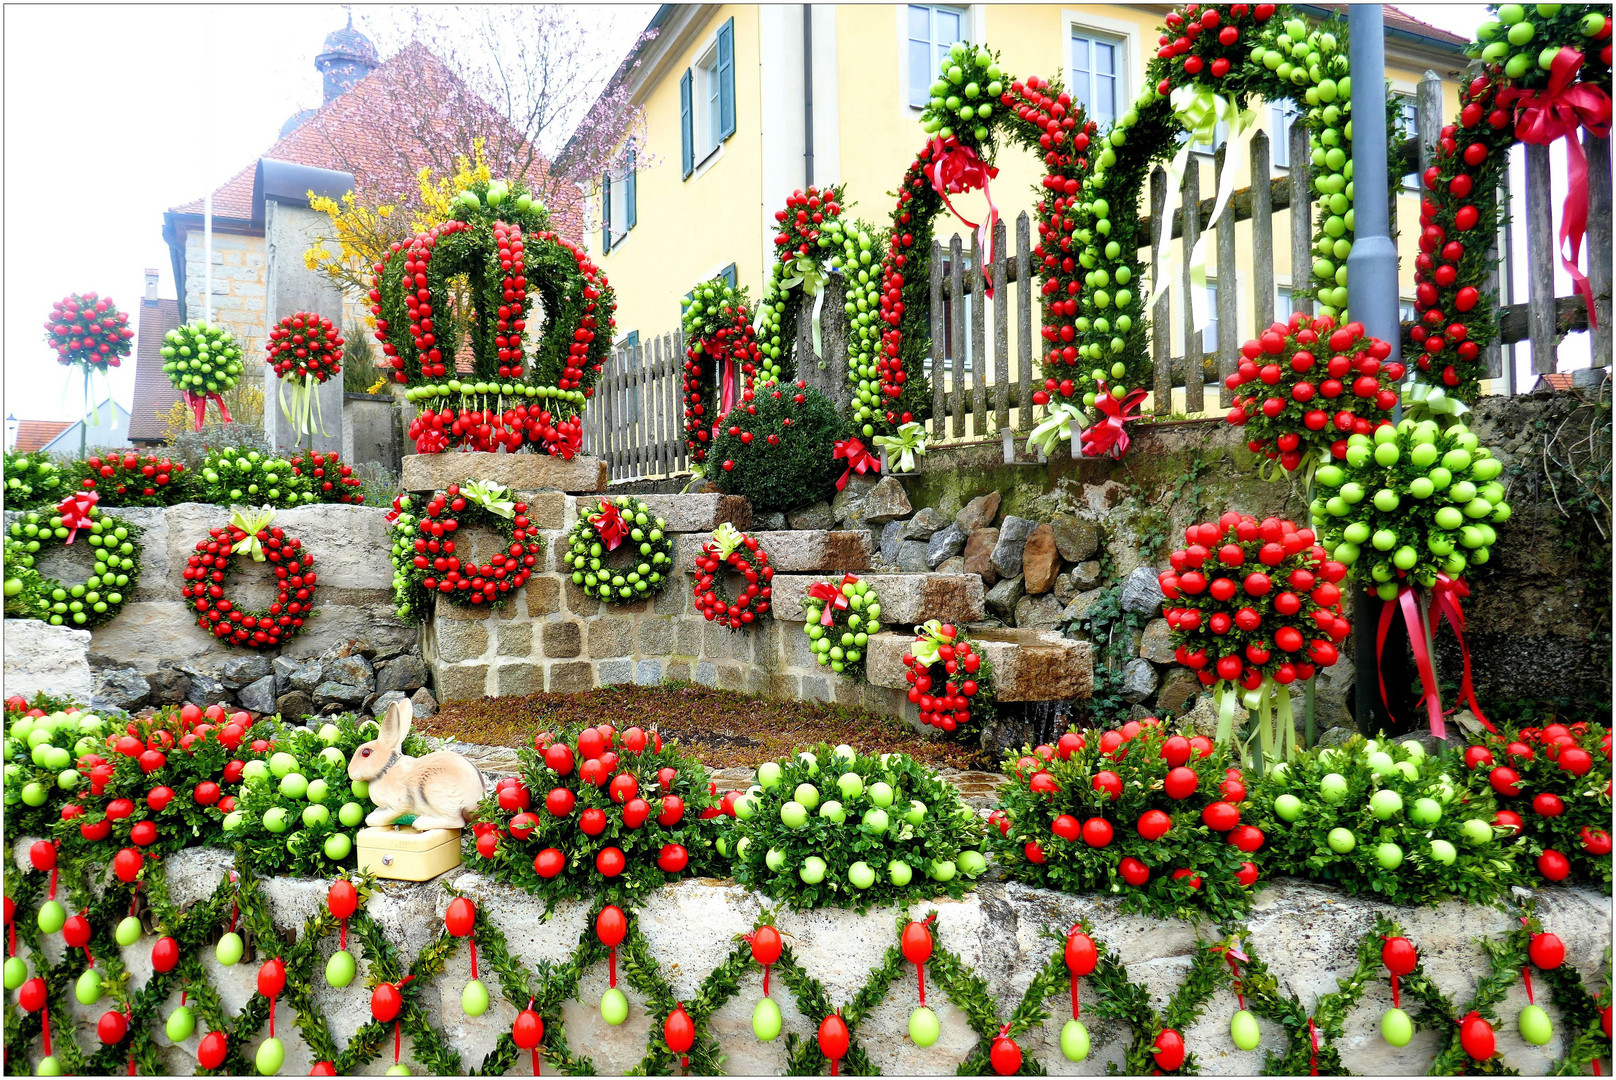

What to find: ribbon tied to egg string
left=1079, top=385, right=1149, bottom=459
left=711, top=522, right=746, bottom=561
left=832, top=437, right=880, bottom=491
left=462, top=480, right=516, bottom=520
left=229, top=506, right=278, bottom=562
left=780, top=255, right=831, bottom=357
left=180, top=389, right=233, bottom=431
left=872, top=421, right=929, bottom=474
left=1027, top=401, right=1087, bottom=457
left=1375, top=586, right=1446, bottom=740
left=909, top=619, right=955, bottom=668
left=927, top=135, right=1001, bottom=298
left=1150, top=88, right=1260, bottom=334
left=1497, top=46, right=1612, bottom=329
left=589, top=501, right=628, bottom=552
left=1404, top=382, right=1469, bottom=421
left=807, top=573, right=858, bottom=627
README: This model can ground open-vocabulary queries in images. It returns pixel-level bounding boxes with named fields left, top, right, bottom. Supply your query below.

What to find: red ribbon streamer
left=589, top=503, right=627, bottom=553
left=1376, top=587, right=1447, bottom=740
left=127, top=1007, right=135, bottom=1075
left=270, top=997, right=276, bottom=1039
left=547, top=423, right=583, bottom=462
left=1522, top=966, right=1535, bottom=1005
left=41, top=1005, right=51, bottom=1057
left=927, top=136, right=1002, bottom=298
left=1391, top=973, right=1401, bottom=1010
left=1070, top=970, right=1081, bottom=1020
left=608, top=946, right=617, bottom=989
left=1430, top=575, right=1497, bottom=734
left=832, top=438, right=880, bottom=492
left=55, top=492, right=99, bottom=545
left=807, top=574, right=858, bottom=627
left=181, top=390, right=233, bottom=432
left=1498, top=48, right=1613, bottom=330
left=339, top=917, right=347, bottom=952
left=394, top=1020, right=401, bottom=1064
left=469, top=935, right=478, bottom=981
left=712, top=357, right=738, bottom=443
left=1307, top=1016, right=1319, bottom=1076
left=1217, top=948, right=1245, bottom=1011
left=762, top=964, right=770, bottom=997
left=1080, top=386, right=1150, bottom=460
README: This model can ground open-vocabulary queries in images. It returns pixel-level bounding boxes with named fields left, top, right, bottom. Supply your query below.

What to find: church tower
left=314, top=10, right=379, bottom=104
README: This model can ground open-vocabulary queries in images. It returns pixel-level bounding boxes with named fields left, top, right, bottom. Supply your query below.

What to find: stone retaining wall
left=10, top=842, right=1609, bottom=1077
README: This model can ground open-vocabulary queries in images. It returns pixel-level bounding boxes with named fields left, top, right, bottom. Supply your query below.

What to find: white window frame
left=897, top=5, right=985, bottom=123
left=1393, top=90, right=1420, bottom=191
left=1276, top=284, right=1295, bottom=324
left=905, top=4, right=968, bottom=110
left=1201, top=279, right=1220, bottom=354
left=1270, top=99, right=1300, bottom=169
left=694, top=41, right=723, bottom=165
left=1062, top=11, right=1136, bottom=131
left=607, top=153, right=632, bottom=249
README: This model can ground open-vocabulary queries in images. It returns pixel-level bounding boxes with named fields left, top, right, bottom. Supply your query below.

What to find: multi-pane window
left=1271, top=99, right=1299, bottom=168
left=1201, top=281, right=1219, bottom=353
left=698, top=49, right=723, bottom=159
left=908, top=5, right=965, bottom=108
left=1276, top=286, right=1294, bottom=323
left=1070, top=28, right=1123, bottom=127
left=1397, top=94, right=1420, bottom=190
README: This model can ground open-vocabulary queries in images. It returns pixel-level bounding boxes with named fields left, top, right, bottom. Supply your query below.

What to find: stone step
left=864, top=627, right=1093, bottom=702
left=769, top=573, right=985, bottom=626
left=402, top=452, right=607, bottom=494
left=676, top=530, right=871, bottom=574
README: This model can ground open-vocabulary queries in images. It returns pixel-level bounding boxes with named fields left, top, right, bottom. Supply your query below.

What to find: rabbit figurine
left=348, top=700, right=485, bottom=831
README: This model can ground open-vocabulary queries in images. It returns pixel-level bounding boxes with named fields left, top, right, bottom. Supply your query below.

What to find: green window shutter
left=717, top=18, right=736, bottom=141
left=601, top=171, right=612, bottom=253
left=680, top=69, right=694, bottom=178
left=721, top=263, right=738, bottom=289
left=623, top=331, right=641, bottom=422
left=625, top=150, right=637, bottom=231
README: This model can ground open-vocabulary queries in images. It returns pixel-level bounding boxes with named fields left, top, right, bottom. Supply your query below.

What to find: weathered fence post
left=1347, top=4, right=1411, bottom=735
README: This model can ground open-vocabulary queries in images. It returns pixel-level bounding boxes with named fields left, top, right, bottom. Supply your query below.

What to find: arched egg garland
left=1410, top=3, right=1612, bottom=404
left=372, top=178, right=617, bottom=456
left=877, top=43, right=1102, bottom=431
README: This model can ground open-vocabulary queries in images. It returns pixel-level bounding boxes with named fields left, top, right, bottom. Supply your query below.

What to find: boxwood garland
left=878, top=43, right=1102, bottom=428
left=1411, top=5, right=1613, bottom=403
left=3, top=500, right=142, bottom=629
left=182, top=510, right=316, bottom=650
left=692, top=525, right=774, bottom=629
left=3, top=451, right=69, bottom=511
left=903, top=621, right=998, bottom=741
left=389, top=483, right=544, bottom=617
left=372, top=178, right=616, bottom=456
left=680, top=279, right=764, bottom=466
left=563, top=495, right=674, bottom=604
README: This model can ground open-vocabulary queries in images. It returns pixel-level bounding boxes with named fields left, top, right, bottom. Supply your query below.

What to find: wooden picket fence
left=584, top=72, right=1613, bottom=480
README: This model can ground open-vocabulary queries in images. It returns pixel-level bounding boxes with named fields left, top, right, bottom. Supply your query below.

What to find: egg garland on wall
left=374, top=177, right=615, bottom=458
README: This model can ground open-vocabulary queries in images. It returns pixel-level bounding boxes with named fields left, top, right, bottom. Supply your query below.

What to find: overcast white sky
left=1, top=3, right=1590, bottom=427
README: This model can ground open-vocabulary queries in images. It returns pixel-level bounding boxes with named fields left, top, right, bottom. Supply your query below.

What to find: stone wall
left=183, top=229, right=268, bottom=363
left=3, top=501, right=425, bottom=718
left=10, top=841, right=1609, bottom=1077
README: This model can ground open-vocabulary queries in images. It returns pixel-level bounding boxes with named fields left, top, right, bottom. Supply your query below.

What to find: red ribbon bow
left=833, top=438, right=881, bottom=492
left=1498, top=47, right=1612, bottom=329
left=180, top=389, right=233, bottom=432
left=56, top=491, right=99, bottom=545
left=547, top=423, right=583, bottom=461
left=807, top=573, right=857, bottom=627
left=927, top=136, right=1001, bottom=297
left=415, top=429, right=449, bottom=455
left=1079, top=386, right=1150, bottom=459
left=589, top=502, right=627, bottom=552
left=1430, top=574, right=1497, bottom=734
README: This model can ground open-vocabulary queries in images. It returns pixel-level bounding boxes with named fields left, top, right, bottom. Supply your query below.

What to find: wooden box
left=356, top=826, right=463, bottom=881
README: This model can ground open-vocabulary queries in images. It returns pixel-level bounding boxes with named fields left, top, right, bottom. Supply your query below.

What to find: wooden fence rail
left=588, top=71, right=1613, bottom=480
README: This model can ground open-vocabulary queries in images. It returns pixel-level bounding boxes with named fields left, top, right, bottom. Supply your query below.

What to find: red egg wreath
left=44, top=292, right=133, bottom=371
left=287, top=449, right=364, bottom=504
left=396, top=483, right=544, bottom=611
left=692, top=525, right=773, bottom=629
left=681, top=280, right=762, bottom=465
left=1159, top=511, right=1351, bottom=761
left=267, top=312, right=343, bottom=383
left=902, top=621, right=996, bottom=739
left=182, top=512, right=317, bottom=650
left=77, top=451, right=187, bottom=507
left=1223, top=313, right=1402, bottom=474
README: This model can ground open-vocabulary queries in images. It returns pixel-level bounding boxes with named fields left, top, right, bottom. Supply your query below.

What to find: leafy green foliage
left=709, top=380, right=845, bottom=513
left=470, top=723, right=724, bottom=911
left=197, top=447, right=314, bottom=508
left=800, top=574, right=883, bottom=682
left=4, top=505, right=143, bottom=629
left=68, top=451, right=193, bottom=507
left=680, top=276, right=763, bottom=467
left=727, top=743, right=984, bottom=911
left=562, top=495, right=673, bottom=604
left=1467, top=721, right=1613, bottom=888
left=1250, top=734, right=1516, bottom=904
left=3, top=700, right=106, bottom=838
left=2, top=451, right=70, bottom=510
left=984, top=721, right=1258, bottom=922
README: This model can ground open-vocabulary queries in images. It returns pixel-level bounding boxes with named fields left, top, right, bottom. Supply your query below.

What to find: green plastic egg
left=4, top=956, right=27, bottom=990
left=326, top=949, right=357, bottom=988
left=36, top=1056, right=61, bottom=1076
left=462, top=977, right=490, bottom=1017
left=115, top=915, right=144, bottom=947
left=1061, top=1018, right=1091, bottom=1062
left=75, top=968, right=103, bottom=1005
left=216, top=931, right=245, bottom=967
left=1519, top=1003, right=1553, bottom=1045
left=1231, top=1008, right=1261, bottom=1050
left=909, top=1005, right=941, bottom=1047
left=36, top=901, right=66, bottom=935
left=166, top=1004, right=196, bottom=1042
left=601, top=987, right=630, bottom=1026
left=256, top=1035, right=285, bottom=1075
left=1382, top=1007, right=1414, bottom=1046
left=754, top=996, right=783, bottom=1041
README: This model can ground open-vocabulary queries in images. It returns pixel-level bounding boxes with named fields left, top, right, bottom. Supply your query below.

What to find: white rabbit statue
left=347, top=699, right=485, bottom=831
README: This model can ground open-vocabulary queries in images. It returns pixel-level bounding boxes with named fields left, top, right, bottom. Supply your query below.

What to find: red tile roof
left=125, top=298, right=184, bottom=444
left=1299, top=5, right=1470, bottom=49
left=12, top=421, right=74, bottom=453
left=1536, top=372, right=1575, bottom=392
left=168, top=43, right=583, bottom=239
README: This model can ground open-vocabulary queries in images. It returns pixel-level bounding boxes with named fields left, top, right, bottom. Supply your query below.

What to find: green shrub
left=710, top=380, right=844, bottom=513
left=1248, top=734, right=1516, bottom=904
left=726, top=742, right=985, bottom=912
left=198, top=446, right=313, bottom=508
left=3, top=450, right=69, bottom=510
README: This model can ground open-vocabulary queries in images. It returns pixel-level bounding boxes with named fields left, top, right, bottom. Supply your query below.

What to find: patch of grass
left=419, top=681, right=986, bottom=771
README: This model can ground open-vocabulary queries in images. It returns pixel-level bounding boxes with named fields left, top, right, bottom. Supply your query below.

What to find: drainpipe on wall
left=803, top=4, right=814, bottom=188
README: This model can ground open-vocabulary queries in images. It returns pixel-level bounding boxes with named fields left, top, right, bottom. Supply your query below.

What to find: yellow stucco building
left=581, top=3, right=1471, bottom=418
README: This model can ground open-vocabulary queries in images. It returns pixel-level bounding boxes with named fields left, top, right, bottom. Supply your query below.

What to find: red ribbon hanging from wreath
left=1306, top=1016, right=1319, bottom=1076
left=1497, top=47, right=1613, bottom=329
left=808, top=573, right=857, bottom=627
left=1429, top=574, right=1497, bottom=734
left=833, top=438, right=880, bottom=492
left=56, top=491, right=99, bottom=545
left=927, top=136, right=1001, bottom=297
left=1375, top=586, right=1447, bottom=740
left=180, top=389, right=233, bottom=432
left=589, top=502, right=628, bottom=552
left=1079, top=386, right=1150, bottom=459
